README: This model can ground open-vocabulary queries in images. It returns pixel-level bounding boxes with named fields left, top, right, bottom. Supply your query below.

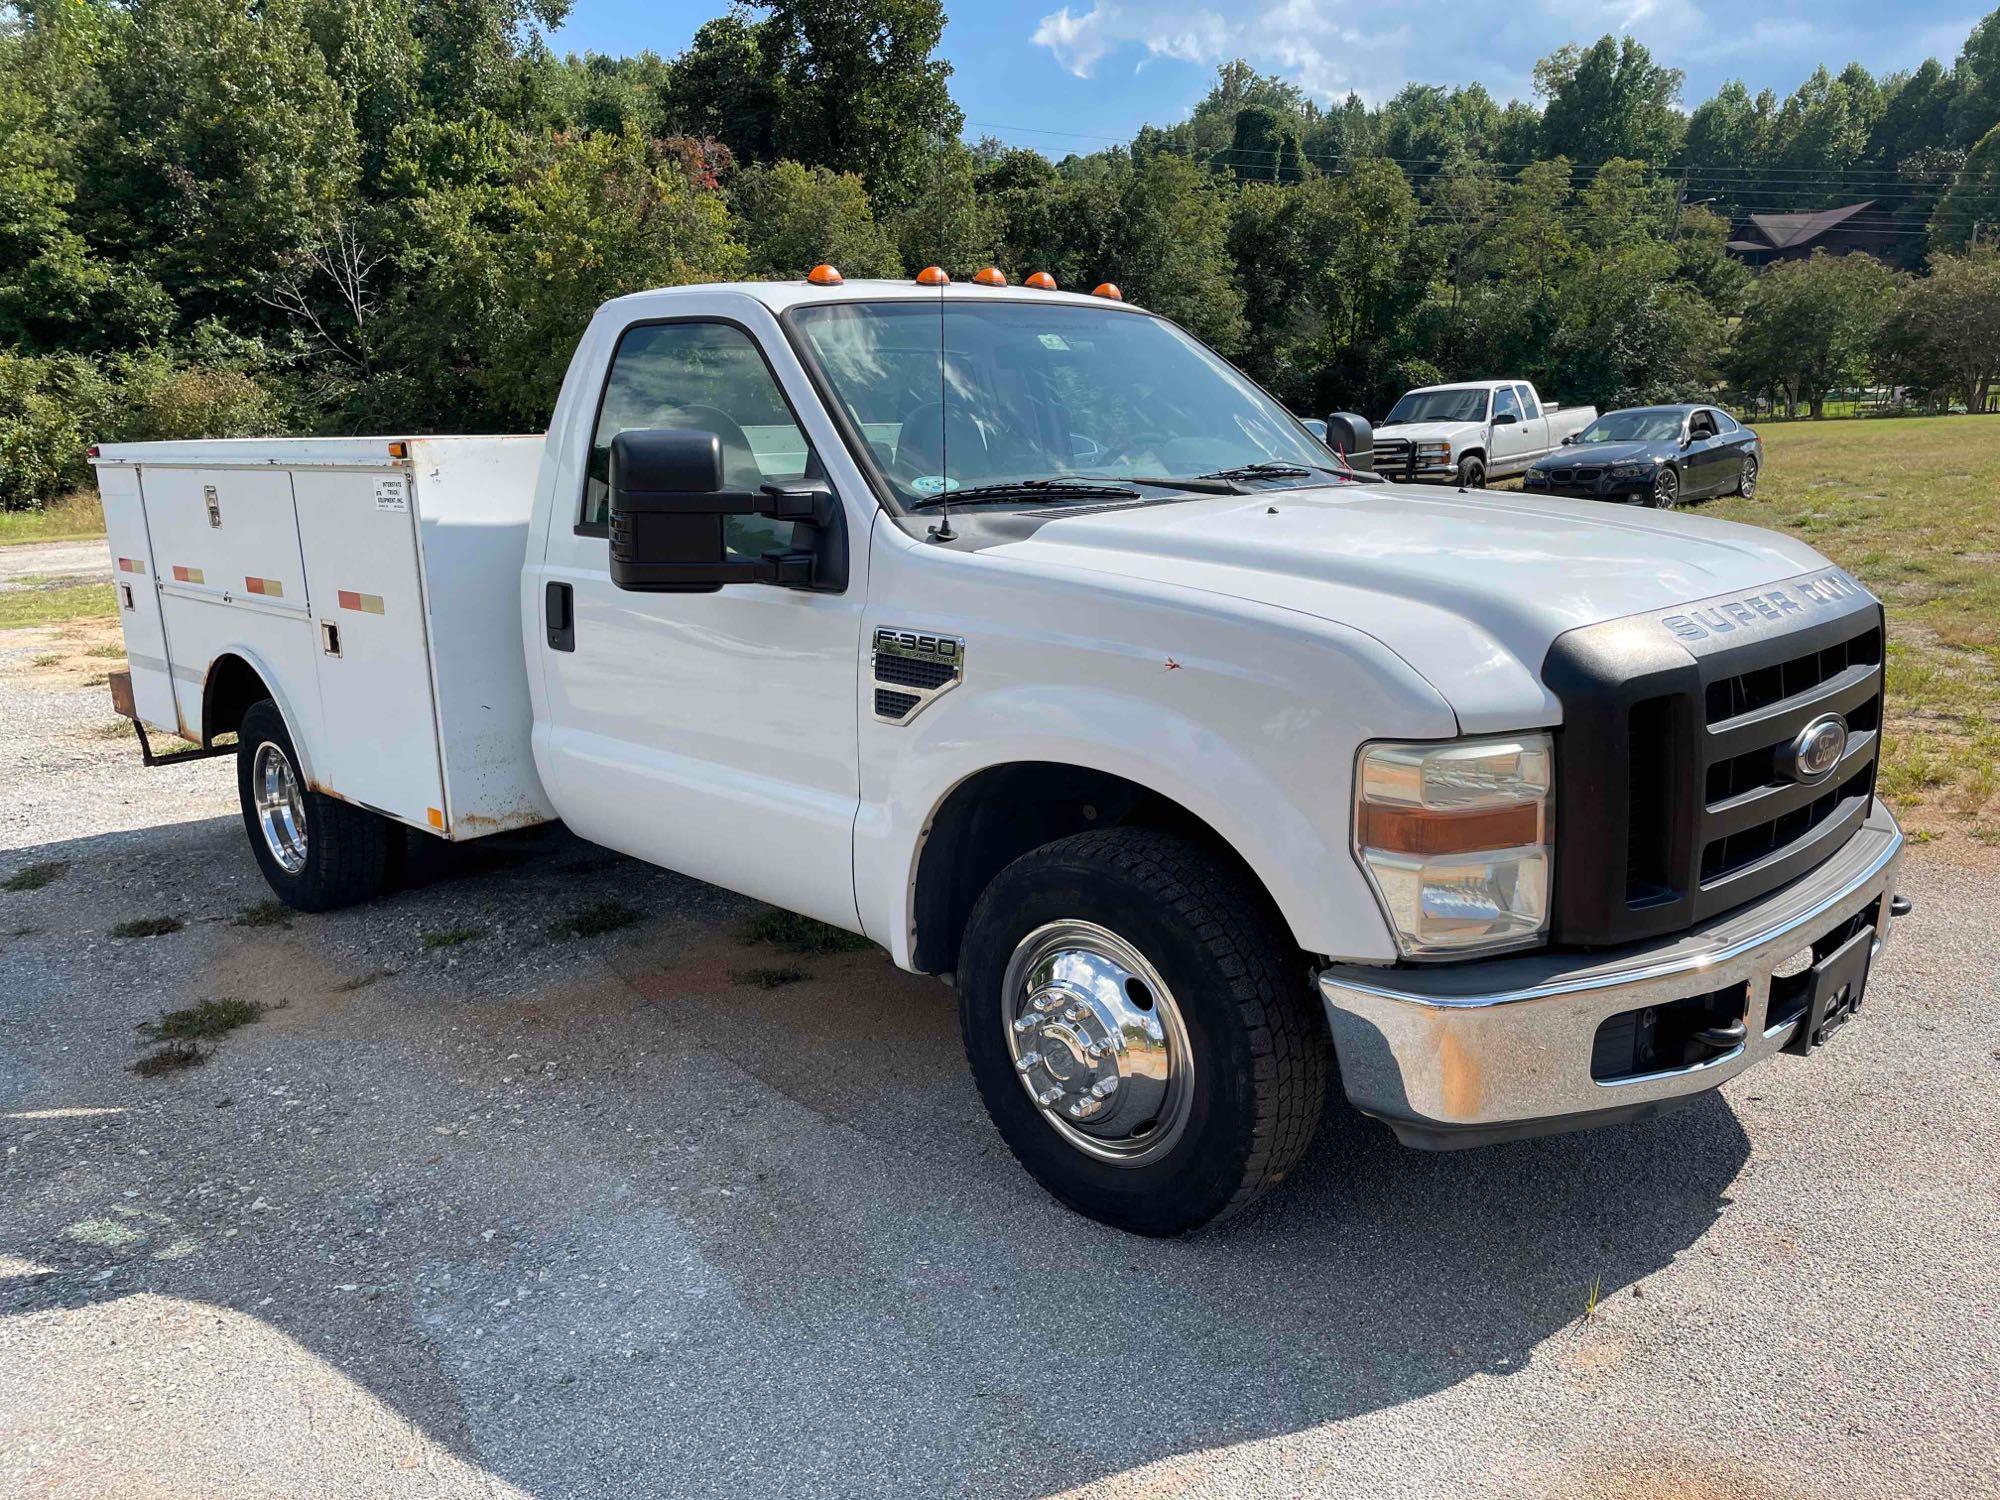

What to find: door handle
left=545, top=581, right=574, bottom=652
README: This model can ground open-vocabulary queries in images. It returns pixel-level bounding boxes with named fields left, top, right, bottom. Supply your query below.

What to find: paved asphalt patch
left=1, top=589, right=1996, bottom=1499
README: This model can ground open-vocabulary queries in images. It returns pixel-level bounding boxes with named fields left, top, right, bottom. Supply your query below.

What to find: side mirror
left=1491, top=411, right=1518, bottom=427
left=1562, top=433, right=1576, bottom=445
left=1324, top=412, right=1374, bottom=473
left=608, top=428, right=845, bottom=594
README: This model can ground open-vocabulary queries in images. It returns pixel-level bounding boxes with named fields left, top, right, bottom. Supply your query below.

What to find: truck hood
left=986, top=483, right=1840, bottom=732
left=1372, top=420, right=1475, bottom=442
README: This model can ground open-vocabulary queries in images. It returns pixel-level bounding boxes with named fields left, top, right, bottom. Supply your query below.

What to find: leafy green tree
left=1113, top=152, right=1243, bottom=353
left=1535, top=36, right=1684, bottom=164
left=1875, top=248, right=2000, bottom=410
left=1225, top=106, right=1306, bottom=184
left=731, top=159, right=901, bottom=279
left=1930, top=121, right=2000, bottom=247
left=1768, top=64, right=1885, bottom=192
left=891, top=140, right=996, bottom=273
left=1728, top=251, right=1901, bottom=416
left=664, top=13, right=783, bottom=164
left=1948, top=7, right=2000, bottom=147
left=80, top=0, right=359, bottom=321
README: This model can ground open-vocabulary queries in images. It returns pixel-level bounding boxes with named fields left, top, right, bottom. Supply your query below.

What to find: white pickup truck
left=92, top=274, right=1906, bottom=1235
left=1373, top=379, right=1597, bottom=487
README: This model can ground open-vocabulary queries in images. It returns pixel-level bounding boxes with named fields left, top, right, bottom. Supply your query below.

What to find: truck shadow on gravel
left=1, top=814, right=1753, bottom=1499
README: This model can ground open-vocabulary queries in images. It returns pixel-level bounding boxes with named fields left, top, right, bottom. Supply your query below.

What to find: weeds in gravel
left=1581, top=1274, right=1604, bottom=1325
left=130, top=997, right=268, bottom=1079
left=739, top=909, right=873, bottom=955
left=4, top=861, right=67, bottom=892
left=735, top=964, right=808, bottom=990
left=233, top=900, right=292, bottom=929
left=132, top=1042, right=206, bottom=1077
left=424, top=925, right=484, bottom=950
left=547, top=901, right=640, bottom=939
left=139, top=997, right=266, bottom=1044
left=30, top=652, right=61, bottom=666
left=110, top=914, right=182, bottom=938
left=84, top=643, right=125, bottom=659
left=333, top=970, right=388, bottom=992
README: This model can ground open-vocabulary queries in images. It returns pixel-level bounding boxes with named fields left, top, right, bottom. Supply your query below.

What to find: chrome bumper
left=1317, top=800, right=1905, bottom=1148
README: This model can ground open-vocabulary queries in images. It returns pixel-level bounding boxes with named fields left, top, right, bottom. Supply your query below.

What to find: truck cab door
left=532, top=307, right=869, bottom=931
left=1488, top=385, right=1533, bottom=472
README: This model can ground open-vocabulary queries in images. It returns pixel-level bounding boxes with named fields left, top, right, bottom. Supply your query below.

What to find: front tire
left=1647, top=465, right=1682, bottom=509
left=1736, top=454, right=1759, bottom=498
left=958, top=828, right=1328, bottom=1236
left=1455, top=454, right=1486, bottom=488
left=237, top=699, right=396, bottom=911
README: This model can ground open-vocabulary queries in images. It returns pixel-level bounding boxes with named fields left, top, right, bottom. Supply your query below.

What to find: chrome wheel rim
left=1741, top=457, right=1758, bottom=496
left=1654, top=468, right=1680, bottom=509
left=252, top=741, right=308, bottom=874
left=1002, top=921, right=1194, bottom=1167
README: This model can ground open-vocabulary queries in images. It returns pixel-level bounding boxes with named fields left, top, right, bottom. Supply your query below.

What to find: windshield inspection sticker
left=909, top=475, right=961, bottom=496
left=1037, top=333, right=1070, bottom=351
left=374, top=477, right=410, bottom=513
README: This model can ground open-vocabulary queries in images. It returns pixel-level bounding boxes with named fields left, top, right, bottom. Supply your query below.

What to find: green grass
left=546, top=900, right=641, bottom=939
left=423, top=925, right=484, bottom=950
left=738, top=909, right=874, bottom=955
left=233, top=900, right=293, bottom=929
left=110, top=914, right=182, bottom=939
left=3, top=861, right=67, bottom=892
left=0, top=583, right=117, bottom=629
left=1703, top=414, right=2000, bottom=842
left=0, top=490, right=104, bottom=546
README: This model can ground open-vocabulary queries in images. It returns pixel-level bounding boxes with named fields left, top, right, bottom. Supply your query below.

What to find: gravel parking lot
left=1, top=567, right=1996, bottom=1500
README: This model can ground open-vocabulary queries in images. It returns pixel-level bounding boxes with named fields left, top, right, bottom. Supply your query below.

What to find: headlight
left=1610, top=463, right=1650, bottom=479
left=1416, top=441, right=1452, bottom=460
left=1353, top=733, right=1553, bottom=958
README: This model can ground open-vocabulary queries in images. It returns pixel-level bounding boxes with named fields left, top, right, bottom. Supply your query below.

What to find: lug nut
left=1092, top=1077, right=1118, bottom=1098
left=1035, top=1086, right=1063, bottom=1107
left=1014, top=1052, right=1041, bottom=1074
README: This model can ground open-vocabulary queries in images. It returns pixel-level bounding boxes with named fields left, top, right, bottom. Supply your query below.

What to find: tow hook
left=1890, top=893, right=1913, bottom=918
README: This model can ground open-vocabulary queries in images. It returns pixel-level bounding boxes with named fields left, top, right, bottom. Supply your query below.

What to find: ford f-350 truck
left=1373, top=379, right=1597, bottom=487
left=92, top=272, right=1905, bottom=1236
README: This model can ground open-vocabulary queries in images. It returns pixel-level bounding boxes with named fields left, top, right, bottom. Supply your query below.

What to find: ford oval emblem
left=1786, top=714, right=1849, bottom=783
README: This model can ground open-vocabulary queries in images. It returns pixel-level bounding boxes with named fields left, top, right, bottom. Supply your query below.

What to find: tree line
left=2, top=0, right=1998, bottom=509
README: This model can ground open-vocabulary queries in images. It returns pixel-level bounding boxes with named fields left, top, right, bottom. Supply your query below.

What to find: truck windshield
left=1383, top=388, right=1490, bottom=425
left=1576, top=410, right=1687, bottom=443
left=788, top=300, right=1336, bottom=509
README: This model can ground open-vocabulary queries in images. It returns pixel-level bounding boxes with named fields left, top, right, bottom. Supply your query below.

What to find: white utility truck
left=93, top=274, right=1906, bottom=1235
left=1373, top=378, right=1597, bottom=487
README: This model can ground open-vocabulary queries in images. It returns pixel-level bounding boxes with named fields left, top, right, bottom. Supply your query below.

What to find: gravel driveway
left=1, top=568, right=1996, bottom=1500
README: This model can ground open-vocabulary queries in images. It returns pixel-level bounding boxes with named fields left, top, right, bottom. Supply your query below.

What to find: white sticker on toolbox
left=374, top=477, right=410, bottom=513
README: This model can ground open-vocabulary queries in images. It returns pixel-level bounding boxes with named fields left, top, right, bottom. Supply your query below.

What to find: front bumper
left=1317, top=799, right=1904, bottom=1148
left=1523, top=471, right=1653, bottom=500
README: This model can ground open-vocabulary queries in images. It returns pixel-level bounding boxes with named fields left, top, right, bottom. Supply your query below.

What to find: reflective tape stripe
left=171, top=565, right=204, bottom=584
left=243, top=576, right=284, bottom=598
left=118, top=557, right=146, bottom=575
left=336, top=590, right=385, bottom=615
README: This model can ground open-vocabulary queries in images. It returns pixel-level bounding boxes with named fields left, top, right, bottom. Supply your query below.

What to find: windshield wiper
left=907, top=478, right=1142, bottom=511
left=1195, top=460, right=1346, bottom=483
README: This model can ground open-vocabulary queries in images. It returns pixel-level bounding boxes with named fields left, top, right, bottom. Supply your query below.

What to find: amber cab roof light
left=973, top=266, right=1007, bottom=287
left=1091, top=282, right=1123, bottom=301
left=1024, top=272, right=1058, bottom=290
left=915, top=265, right=950, bottom=286
left=806, top=263, right=844, bottom=286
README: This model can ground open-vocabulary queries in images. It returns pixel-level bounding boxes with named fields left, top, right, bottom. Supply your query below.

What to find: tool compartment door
left=142, top=465, right=317, bottom=747
left=97, top=466, right=178, bottom=734
left=292, top=468, right=447, bottom=832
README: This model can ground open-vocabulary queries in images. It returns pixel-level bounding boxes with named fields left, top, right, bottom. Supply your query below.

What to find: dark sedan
left=1522, top=404, right=1762, bottom=509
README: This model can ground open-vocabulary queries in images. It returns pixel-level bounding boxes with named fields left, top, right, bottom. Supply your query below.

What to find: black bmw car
left=1523, top=404, right=1762, bottom=509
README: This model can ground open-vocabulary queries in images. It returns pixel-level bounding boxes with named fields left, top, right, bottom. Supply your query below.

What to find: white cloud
left=1028, top=0, right=1715, bottom=104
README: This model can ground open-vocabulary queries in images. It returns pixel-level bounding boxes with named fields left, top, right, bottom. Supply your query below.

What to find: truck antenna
left=927, top=272, right=955, bottom=542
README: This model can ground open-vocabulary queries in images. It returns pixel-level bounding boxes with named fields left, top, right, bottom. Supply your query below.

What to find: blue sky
left=549, top=1, right=1989, bottom=155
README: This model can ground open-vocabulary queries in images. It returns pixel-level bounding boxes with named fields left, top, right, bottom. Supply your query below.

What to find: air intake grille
left=874, top=688, right=921, bottom=720
left=875, top=652, right=956, bottom=691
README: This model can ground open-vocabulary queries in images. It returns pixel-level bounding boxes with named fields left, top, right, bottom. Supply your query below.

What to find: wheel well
left=910, top=762, right=1293, bottom=974
left=201, top=654, right=271, bottom=746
